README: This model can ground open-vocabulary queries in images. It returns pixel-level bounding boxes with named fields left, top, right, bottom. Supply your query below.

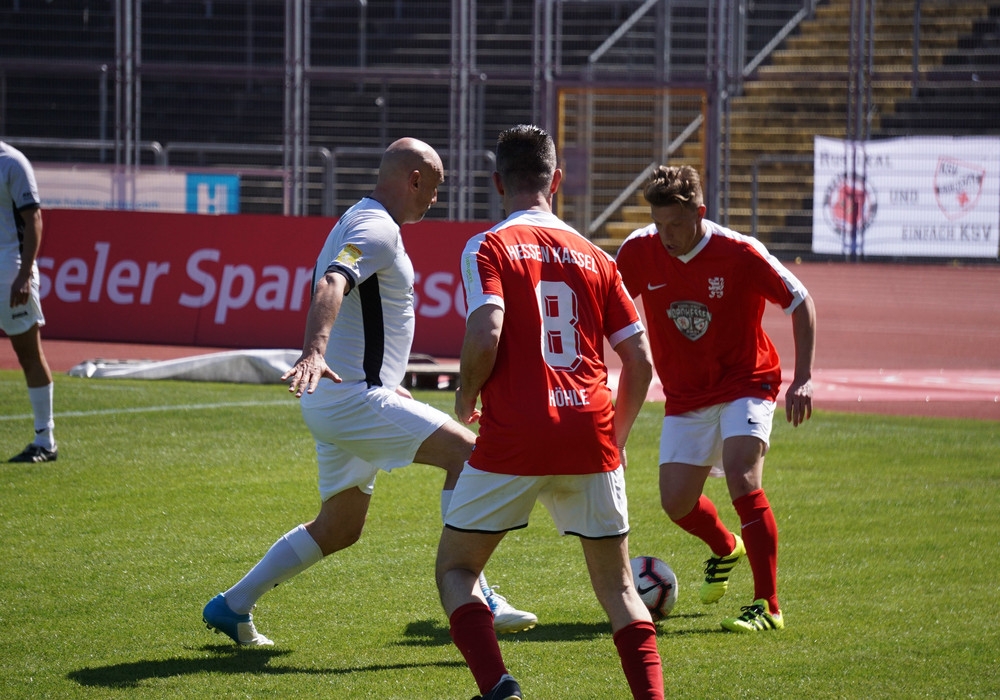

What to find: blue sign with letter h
left=186, top=174, right=240, bottom=214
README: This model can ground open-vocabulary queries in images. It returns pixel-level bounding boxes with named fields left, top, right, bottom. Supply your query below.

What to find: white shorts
left=659, top=397, right=775, bottom=470
left=300, top=383, right=450, bottom=500
left=444, top=464, right=629, bottom=539
left=0, top=267, right=45, bottom=336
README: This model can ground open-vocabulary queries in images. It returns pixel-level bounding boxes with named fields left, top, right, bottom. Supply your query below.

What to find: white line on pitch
left=0, top=399, right=295, bottom=422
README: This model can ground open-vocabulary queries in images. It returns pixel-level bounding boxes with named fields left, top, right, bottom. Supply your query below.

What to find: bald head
left=377, top=138, right=443, bottom=186
left=371, top=138, right=444, bottom=224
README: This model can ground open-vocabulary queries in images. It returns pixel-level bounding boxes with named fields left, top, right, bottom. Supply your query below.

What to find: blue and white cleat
left=484, top=588, right=537, bottom=634
left=202, top=593, right=274, bottom=646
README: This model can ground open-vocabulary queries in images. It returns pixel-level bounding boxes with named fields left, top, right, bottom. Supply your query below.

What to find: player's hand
left=9, top=271, right=31, bottom=307
left=618, top=445, right=628, bottom=469
left=281, top=352, right=342, bottom=398
left=395, top=385, right=413, bottom=400
left=785, top=378, right=813, bottom=427
left=454, top=386, right=481, bottom=425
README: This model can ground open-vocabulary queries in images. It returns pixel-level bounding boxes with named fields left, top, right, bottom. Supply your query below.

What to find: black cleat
left=9, top=444, right=58, bottom=463
left=472, top=674, right=522, bottom=700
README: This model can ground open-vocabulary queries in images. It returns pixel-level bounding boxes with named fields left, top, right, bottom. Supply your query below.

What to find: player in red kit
left=436, top=125, right=663, bottom=700
left=616, top=165, right=816, bottom=633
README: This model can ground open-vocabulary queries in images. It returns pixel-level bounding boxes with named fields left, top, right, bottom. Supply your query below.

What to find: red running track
left=3, top=262, right=999, bottom=420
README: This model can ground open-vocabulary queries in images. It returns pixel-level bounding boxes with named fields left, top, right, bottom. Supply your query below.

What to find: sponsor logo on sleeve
left=335, top=244, right=363, bottom=266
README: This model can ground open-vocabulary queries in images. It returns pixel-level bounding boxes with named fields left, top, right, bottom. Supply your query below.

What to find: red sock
left=449, top=602, right=507, bottom=695
left=613, top=620, right=664, bottom=700
left=732, top=488, right=780, bottom=614
left=672, top=495, right=735, bottom=557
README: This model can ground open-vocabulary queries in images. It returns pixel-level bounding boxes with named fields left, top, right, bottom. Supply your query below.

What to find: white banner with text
left=812, top=135, right=1000, bottom=258
left=34, top=166, right=240, bottom=214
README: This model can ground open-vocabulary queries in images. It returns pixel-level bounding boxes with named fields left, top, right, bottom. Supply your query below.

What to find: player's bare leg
left=7, top=324, right=57, bottom=463
left=203, top=488, right=368, bottom=645
left=437, top=528, right=521, bottom=698
left=421, top=420, right=537, bottom=633
left=661, top=463, right=743, bottom=605
left=581, top=535, right=664, bottom=700
left=721, top=436, right=782, bottom=631
left=306, top=487, right=372, bottom=555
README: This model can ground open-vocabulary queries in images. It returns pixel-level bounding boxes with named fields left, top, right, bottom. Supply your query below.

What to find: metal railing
left=586, top=113, right=705, bottom=236
left=750, top=153, right=813, bottom=240
left=10, top=136, right=502, bottom=220
left=5, top=137, right=166, bottom=167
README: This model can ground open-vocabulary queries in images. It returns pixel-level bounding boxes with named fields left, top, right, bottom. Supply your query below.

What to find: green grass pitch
left=1, top=369, right=998, bottom=698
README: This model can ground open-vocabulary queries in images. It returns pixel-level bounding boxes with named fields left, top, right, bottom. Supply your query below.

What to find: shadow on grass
left=396, top=619, right=453, bottom=646
left=67, top=646, right=465, bottom=689
left=396, top=613, right=719, bottom=647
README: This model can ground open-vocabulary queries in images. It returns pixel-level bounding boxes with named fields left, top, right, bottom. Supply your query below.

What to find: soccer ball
left=630, top=555, right=678, bottom=621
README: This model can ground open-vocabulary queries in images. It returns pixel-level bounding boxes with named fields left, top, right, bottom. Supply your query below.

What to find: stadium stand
left=1, top=0, right=998, bottom=254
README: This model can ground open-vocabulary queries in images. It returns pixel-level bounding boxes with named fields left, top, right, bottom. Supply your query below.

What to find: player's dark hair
left=643, top=165, right=704, bottom=209
left=495, top=124, right=556, bottom=195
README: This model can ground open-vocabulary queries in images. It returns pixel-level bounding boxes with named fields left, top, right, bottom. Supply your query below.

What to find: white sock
left=479, top=572, right=493, bottom=598
left=28, top=384, right=55, bottom=449
left=224, top=524, right=323, bottom=614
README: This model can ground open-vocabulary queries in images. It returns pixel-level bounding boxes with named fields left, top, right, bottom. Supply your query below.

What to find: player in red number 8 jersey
left=437, top=125, right=664, bottom=700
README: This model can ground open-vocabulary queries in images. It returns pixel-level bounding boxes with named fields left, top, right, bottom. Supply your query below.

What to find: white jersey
left=0, top=141, right=42, bottom=274
left=310, top=197, right=415, bottom=393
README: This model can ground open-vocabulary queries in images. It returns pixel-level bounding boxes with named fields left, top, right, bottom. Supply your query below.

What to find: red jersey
left=461, top=209, right=644, bottom=476
left=616, top=221, right=808, bottom=416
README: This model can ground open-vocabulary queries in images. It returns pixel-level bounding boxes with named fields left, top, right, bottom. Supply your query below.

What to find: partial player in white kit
left=201, top=137, right=535, bottom=646
left=0, top=141, right=58, bottom=463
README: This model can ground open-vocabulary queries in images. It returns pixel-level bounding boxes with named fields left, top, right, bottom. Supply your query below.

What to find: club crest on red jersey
left=667, top=301, right=712, bottom=340
left=708, top=276, right=724, bottom=299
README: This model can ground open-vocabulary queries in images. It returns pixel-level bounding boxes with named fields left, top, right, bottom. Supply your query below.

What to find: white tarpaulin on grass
left=812, top=135, right=1000, bottom=258
left=68, top=349, right=299, bottom=384
left=67, top=349, right=463, bottom=387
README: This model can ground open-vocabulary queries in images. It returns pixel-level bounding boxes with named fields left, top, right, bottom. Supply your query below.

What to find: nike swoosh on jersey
left=647, top=282, right=668, bottom=291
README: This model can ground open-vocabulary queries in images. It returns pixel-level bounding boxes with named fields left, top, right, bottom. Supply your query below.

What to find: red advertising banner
left=37, top=210, right=482, bottom=357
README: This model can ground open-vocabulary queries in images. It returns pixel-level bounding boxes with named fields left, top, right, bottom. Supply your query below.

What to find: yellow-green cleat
left=721, top=598, right=784, bottom=633
left=699, top=534, right=745, bottom=604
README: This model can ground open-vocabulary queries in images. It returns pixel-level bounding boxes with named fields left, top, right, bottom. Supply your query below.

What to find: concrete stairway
left=725, top=0, right=995, bottom=254
left=601, top=0, right=996, bottom=256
